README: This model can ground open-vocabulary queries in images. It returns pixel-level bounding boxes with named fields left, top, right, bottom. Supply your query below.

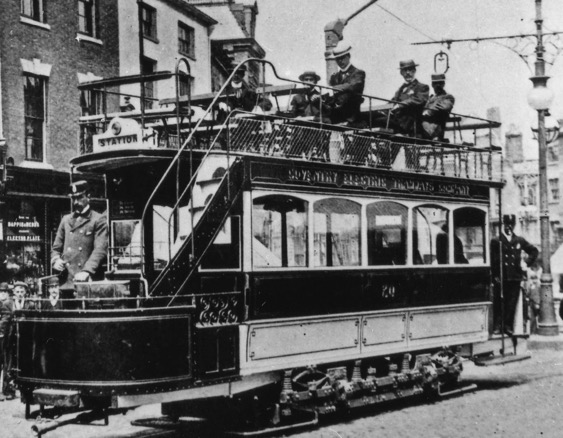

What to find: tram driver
left=51, top=181, right=108, bottom=293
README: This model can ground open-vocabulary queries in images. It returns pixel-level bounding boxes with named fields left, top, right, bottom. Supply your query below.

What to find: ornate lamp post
left=526, top=0, right=560, bottom=336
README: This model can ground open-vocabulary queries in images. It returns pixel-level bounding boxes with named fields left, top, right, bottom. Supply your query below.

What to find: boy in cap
left=490, top=214, right=538, bottom=335
left=12, top=281, right=35, bottom=310
left=328, top=41, right=366, bottom=126
left=390, top=59, right=430, bottom=137
left=421, top=74, right=455, bottom=141
left=51, top=180, right=108, bottom=291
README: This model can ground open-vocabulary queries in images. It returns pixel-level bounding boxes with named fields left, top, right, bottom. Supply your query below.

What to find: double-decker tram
left=15, top=58, right=516, bottom=435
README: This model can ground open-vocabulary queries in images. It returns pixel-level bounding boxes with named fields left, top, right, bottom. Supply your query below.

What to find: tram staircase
left=148, top=154, right=244, bottom=300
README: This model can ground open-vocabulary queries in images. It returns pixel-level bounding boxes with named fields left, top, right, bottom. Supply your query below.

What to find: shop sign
left=6, top=215, right=42, bottom=242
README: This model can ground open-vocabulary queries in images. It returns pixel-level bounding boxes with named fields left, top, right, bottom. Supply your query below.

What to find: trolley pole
left=528, top=0, right=559, bottom=336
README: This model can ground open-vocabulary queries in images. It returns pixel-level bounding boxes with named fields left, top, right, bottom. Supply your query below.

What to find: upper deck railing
left=76, top=58, right=503, bottom=182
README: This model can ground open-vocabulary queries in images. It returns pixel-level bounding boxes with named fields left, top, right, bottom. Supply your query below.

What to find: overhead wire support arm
left=412, top=31, right=563, bottom=47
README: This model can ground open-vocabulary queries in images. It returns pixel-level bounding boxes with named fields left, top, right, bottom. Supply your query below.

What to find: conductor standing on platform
left=51, top=181, right=108, bottom=291
left=490, top=214, right=538, bottom=335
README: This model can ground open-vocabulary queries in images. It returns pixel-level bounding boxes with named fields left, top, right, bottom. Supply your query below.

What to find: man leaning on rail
left=51, top=180, right=108, bottom=293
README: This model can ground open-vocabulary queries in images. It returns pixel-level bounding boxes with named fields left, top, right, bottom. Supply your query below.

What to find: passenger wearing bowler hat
left=327, top=41, right=366, bottom=126
left=421, top=74, right=455, bottom=141
left=290, top=71, right=330, bottom=122
left=490, top=214, right=538, bottom=335
left=390, top=59, right=430, bottom=137
left=51, top=180, right=108, bottom=291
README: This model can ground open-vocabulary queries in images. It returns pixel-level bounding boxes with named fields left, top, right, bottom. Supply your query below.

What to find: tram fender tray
left=75, top=280, right=130, bottom=298
left=33, top=388, right=80, bottom=408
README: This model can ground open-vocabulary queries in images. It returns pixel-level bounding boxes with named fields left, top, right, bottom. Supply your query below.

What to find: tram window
left=253, top=196, right=308, bottom=268
left=112, top=220, right=142, bottom=270
left=314, top=198, right=360, bottom=267
left=413, top=205, right=449, bottom=265
left=201, top=217, right=241, bottom=270
left=367, top=202, right=407, bottom=266
left=454, top=207, right=486, bottom=264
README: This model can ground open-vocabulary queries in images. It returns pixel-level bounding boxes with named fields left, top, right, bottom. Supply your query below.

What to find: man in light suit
left=51, top=180, right=108, bottom=292
left=328, top=41, right=366, bottom=127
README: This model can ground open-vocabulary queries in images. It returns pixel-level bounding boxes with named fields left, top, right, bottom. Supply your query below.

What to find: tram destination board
left=250, top=161, right=490, bottom=201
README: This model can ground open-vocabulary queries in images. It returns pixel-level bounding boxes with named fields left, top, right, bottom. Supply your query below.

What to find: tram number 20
left=381, top=284, right=396, bottom=299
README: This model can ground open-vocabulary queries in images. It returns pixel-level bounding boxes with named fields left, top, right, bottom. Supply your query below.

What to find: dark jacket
left=51, top=208, right=108, bottom=289
left=0, top=299, right=13, bottom=338
left=290, top=88, right=330, bottom=122
left=422, top=91, right=455, bottom=139
left=329, top=65, right=366, bottom=124
left=391, top=79, right=430, bottom=136
left=491, top=233, right=538, bottom=282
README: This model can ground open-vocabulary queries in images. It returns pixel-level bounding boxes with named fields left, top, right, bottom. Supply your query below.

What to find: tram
left=14, top=58, right=518, bottom=434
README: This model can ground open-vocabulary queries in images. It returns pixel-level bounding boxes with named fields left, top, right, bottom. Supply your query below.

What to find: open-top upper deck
left=73, top=58, right=503, bottom=186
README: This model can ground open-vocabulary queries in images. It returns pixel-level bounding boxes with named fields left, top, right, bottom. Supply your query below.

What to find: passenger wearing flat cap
left=12, top=281, right=35, bottom=310
left=51, top=180, right=108, bottom=291
left=490, top=214, right=538, bottom=336
left=327, top=41, right=366, bottom=126
left=390, top=59, right=430, bottom=137
left=291, top=71, right=330, bottom=122
left=421, top=74, right=455, bottom=141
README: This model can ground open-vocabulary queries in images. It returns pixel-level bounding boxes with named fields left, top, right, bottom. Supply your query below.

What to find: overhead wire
left=375, top=4, right=438, bottom=43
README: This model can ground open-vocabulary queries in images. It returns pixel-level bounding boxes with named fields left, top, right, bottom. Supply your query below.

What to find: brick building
left=0, top=0, right=119, bottom=287
left=0, top=0, right=267, bottom=286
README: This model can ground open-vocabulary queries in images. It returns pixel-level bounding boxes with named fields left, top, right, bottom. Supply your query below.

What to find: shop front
left=0, top=166, right=104, bottom=292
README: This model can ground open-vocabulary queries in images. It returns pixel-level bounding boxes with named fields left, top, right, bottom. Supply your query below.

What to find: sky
left=250, top=0, right=563, bottom=157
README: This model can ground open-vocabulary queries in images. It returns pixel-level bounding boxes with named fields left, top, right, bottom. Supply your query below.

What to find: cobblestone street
left=1, top=347, right=562, bottom=438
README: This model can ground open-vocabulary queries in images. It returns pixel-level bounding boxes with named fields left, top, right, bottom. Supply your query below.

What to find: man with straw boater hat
left=51, top=180, right=108, bottom=291
left=327, top=41, right=366, bottom=126
left=390, top=59, right=429, bottom=137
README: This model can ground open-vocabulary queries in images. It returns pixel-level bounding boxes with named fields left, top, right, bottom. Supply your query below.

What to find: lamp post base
left=536, top=323, right=560, bottom=336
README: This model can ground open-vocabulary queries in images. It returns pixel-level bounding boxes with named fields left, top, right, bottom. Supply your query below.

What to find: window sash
left=178, top=23, right=195, bottom=57
left=78, top=0, right=97, bottom=37
left=141, top=6, right=157, bottom=39
left=21, top=0, right=45, bottom=22
left=24, top=75, right=46, bottom=162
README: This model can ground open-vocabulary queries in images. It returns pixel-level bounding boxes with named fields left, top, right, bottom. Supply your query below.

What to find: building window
left=178, top=22, right=195, bottom=58
left=21, top=0, right=46, bottom=23
left=548, top=144, right=559, bottom=163
left=549, top=178, right=560, bottom=201
left=141, top=57, right=156, bottom=110
left=179, top=73, right=193, bottom=97
left=141, top=4, right=157, bottom=40
left=24, top=74, right=46, bottom=162
left=78, top=0, right=98, bottom=38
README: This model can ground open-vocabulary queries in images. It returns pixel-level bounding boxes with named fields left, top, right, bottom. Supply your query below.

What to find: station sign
left=93, top=117, right=158, bottom=152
